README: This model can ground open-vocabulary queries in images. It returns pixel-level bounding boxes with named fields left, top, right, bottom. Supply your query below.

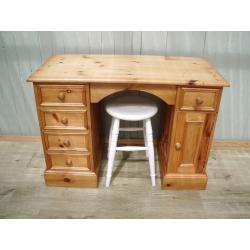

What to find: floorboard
left=0, top=141, right=250, bottom=218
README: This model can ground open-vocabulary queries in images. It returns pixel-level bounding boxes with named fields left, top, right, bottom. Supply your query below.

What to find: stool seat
left=106, top=95, right=158, bottom=121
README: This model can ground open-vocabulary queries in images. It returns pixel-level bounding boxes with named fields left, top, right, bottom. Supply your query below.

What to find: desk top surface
left=27, top=54, right=229, bottom=87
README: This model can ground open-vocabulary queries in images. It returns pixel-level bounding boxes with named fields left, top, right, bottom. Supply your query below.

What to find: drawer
left=178, top=88, right=220, bottom=112
left=48, top=153, right=90, bottom=171
left=44, top=170, right=97, bottom=187
left=44, top=132, right=89, bottom=152
left=39, top=85, right=87, bottom=106
left=42, top=110, right=88, bottom=130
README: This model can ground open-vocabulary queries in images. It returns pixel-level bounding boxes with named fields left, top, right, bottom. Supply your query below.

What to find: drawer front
left=49, top=153, right=90, bottom=170
left=43, top=110, right=88, bottom=130
left=40, top=85, right=87, bottom=106
left=178, top=88, right=220, bottom=112
left=45, top=133, right=89, bottom=151
left=44, top=171, right=97, bottom=187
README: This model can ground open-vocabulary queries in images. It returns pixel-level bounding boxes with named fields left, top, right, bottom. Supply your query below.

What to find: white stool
left=105, top=95, right=158, bottom=187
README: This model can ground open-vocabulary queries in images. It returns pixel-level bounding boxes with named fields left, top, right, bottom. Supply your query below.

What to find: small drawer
left=39, top=85, right=87, bottom=106
left=178, top=88, right=220, bottom=111
left=42, top=110, right=88, bottom=130
left=49, top=153, right=90, bottom=171
left=44, top=171, right=97, bottom=187
left=45, top=132, right=89, bottom=152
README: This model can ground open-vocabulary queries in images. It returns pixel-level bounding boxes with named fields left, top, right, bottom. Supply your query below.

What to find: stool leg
left=107, top=118, right=115, bottom=159
left=145, top=118, right=156, bottom=187
left=143, top=120, right=149, bottom=158
left=106, top=118, right=120, bottom=187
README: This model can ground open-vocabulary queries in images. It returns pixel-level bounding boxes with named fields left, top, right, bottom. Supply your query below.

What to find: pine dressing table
left=27, top=54, right=229, bottom=190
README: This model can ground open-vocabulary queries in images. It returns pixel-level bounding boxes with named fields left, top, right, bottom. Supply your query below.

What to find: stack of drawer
left=34, top=84, right=95, bottom=187
left=162, top=87, right=221, bottom=189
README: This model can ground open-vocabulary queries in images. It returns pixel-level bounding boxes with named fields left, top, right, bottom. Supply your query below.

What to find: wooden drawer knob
left=61, top=117, right=68, bottom=125
left=196, top=96, right=204, bottom=105
left=63, top=177, right=71, bottom=183
left=59, top=140, right=70, bottom=147
left=175, top=142, right=182, bottom=150
left=66, top=159, right=72, bottom=166
left=63, top=139, right=71, bottom=147
left=57, top=92, right=65, bottom=101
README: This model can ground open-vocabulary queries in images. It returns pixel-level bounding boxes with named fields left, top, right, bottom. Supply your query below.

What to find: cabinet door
left=168, top=112, right=216, bottom=174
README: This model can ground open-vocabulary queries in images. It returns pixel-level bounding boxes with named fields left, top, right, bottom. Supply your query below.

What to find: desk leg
left=89, top=103, right=104, bottom=185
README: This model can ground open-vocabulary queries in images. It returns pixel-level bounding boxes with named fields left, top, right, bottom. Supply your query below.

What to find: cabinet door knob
left=66, top=159, right=72, bottom=166
left=175, top=142, right=182, bottom=150
left=63, top=139, right=71, bottom=147
left=61, top=117, right=68, bottom=125
left=57, top=92, right=65, bottom=101
left=63, top=177, right=71, bottom=183
left=196, top=96, right=203, bottom=105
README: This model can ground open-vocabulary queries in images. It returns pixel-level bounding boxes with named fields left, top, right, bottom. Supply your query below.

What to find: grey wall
left=0, top=31, right=249, bottom=140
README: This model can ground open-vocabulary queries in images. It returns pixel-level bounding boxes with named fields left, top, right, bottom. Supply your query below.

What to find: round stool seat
left=106, top=95, right=158, bottom=121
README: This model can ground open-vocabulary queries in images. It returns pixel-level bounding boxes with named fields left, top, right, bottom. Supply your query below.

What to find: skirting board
left=1, top=135, right=250, bottom=149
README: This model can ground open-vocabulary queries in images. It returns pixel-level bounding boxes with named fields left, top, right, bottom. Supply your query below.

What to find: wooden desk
left=27, top=54, right=229, bottom=190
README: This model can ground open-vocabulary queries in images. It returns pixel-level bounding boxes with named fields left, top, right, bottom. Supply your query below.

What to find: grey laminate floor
left=0, top=141, right=250, bottom=219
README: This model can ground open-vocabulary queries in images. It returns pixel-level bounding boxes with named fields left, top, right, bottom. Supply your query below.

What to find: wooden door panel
left=178, top=113, right=205, bottom=173
left=168, top=112, right=215, bottom=174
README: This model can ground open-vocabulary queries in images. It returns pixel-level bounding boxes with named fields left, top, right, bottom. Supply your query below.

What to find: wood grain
left=89, top=103, right=104, bottom=174
left=27, top=54, right=229, bottom=87
left=178, top=87, right=221, bottom=112
left=48, top=152, right=90, bottom=171
left=168, top=112, right=208, bottom=174
left=90, top=83, right=177, bottom=104
left=1, top=135, right=250, bottom=149
left=163, top=174, right=208, bottom=190
left=45, top=170, right=97, bottom=188
left=38, top=84, right=87, bottom=107
left=1, top=141, right=250, bottom=218
left=26, top=54, right=228, bottom=189
left=41, top=109, right=88, bottom=130
left=33, top=82, right=98, bottom=187
left=44, top=131, right=90, bottom=152
left=1, top=31, right=249, bottom=140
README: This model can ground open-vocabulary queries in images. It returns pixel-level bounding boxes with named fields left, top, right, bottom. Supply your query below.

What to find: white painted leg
left=145, top=118, right=156, bottom=187
left=106, top=118, right=120, bottom=187
left=107, top=118, right=115, bottom=159
left=143, top=120, right=149, bottom=158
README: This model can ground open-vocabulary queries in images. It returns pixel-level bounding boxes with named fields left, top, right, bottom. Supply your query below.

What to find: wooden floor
left=0, top=141, right=250, bottom=219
